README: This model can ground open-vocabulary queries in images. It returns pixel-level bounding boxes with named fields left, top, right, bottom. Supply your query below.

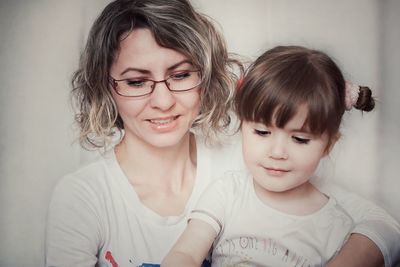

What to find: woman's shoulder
left=204, top=170, right=251, bottom=198
left=199, top=129, right=241, bottom=148
left=195, top=131, right=246, bottom=176
left=53, top=151, right=116, bottom=197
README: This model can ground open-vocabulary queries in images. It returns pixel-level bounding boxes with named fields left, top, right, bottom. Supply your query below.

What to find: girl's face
left=109, top=28, right=201, bottom=148
left=241, top=105, right=331, bottom=195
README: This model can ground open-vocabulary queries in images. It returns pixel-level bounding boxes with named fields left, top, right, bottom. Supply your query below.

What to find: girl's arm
left=162, top=219, right=217, bottom=267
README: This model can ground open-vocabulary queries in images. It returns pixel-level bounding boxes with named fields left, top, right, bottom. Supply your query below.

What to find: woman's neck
left=115, top=132, right=196, bottom=188
left=114, top=132, right=198, bottom=216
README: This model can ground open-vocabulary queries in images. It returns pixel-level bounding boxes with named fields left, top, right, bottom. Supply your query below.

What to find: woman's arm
left=327, top=233, right=384, bottom=267
left=317, top=183, right=400, bottom=267
left=162, top=219, right=217, bottom=267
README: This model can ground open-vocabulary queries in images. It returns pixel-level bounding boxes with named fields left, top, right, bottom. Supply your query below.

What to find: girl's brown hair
left=235, top=46, right=375, bottom=144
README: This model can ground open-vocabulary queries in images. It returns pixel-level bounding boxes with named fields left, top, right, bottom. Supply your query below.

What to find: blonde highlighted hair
left=72, top=0, right=242, bottom=149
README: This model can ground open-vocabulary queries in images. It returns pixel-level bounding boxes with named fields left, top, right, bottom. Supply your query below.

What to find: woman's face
left=109, top=28, right=201, bottom=148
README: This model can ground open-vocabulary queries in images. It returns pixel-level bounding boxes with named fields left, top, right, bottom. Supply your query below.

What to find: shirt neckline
left=103, top=134, right=209, bottom=226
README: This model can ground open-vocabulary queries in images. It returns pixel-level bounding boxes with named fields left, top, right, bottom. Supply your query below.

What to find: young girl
left=162, top=46, right=377, bottom=266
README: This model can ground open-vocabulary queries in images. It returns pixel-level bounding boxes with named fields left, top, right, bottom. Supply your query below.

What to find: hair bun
left=355, top=86, right=375, bottom=112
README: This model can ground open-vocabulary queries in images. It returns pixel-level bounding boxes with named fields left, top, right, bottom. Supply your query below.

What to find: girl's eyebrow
left=291, top=130, right=315, bottom=138
left=289, top=127, right=307, bottom=132
left=287, top=125, right=312, bottom=134
left=253, top=121, right=306, bottom=131
left=119, top=60, right=193, bottom=76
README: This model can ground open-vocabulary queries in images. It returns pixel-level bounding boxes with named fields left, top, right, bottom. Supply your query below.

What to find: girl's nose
left=268, top=136, right=288, bottom=160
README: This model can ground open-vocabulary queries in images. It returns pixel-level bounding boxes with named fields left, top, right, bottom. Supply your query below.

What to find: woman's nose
left=148, top=81, right=176, bottom=111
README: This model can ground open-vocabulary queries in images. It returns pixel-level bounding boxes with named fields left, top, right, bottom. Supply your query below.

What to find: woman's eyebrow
left=167, top=59, right=194, bottom=71
left=120, top=68, right=150, bottom=76
left=119, top=60, right=193, bottom=76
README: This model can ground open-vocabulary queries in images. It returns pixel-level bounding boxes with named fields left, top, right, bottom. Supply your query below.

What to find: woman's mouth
left=146, top=115, right=180, bottom=132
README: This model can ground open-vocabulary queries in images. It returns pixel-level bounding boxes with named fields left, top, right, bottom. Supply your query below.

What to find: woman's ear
left=324, top=133, right=341, bottom=156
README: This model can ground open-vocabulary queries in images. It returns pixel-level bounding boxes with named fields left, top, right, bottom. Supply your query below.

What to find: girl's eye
left=170, top=71, right=191, bottom=80
left=292, top=136, right=310, bottom=144
left=254, top=129, right=271, bottom=137
left=125, top=79, right=147, bottom=87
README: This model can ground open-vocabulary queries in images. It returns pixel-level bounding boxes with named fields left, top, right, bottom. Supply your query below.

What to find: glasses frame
left=109, top=70, right=202, bottom=98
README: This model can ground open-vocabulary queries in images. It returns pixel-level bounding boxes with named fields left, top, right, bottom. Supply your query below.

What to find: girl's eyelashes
left=254, top=129, right=271, bottom=137
left=292, top=136, right=310, bottom=144
left=251, top=123, right=312, bottom=144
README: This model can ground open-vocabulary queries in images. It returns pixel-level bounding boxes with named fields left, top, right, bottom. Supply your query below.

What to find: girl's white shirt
left=190, top=171, right=354, bottom=266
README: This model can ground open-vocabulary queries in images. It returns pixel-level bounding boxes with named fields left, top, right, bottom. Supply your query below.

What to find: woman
left=46, top=0, right=399, bottom=266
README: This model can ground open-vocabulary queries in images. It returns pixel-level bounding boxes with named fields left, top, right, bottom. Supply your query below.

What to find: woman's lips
left=146, top=115, right=180, bottom=132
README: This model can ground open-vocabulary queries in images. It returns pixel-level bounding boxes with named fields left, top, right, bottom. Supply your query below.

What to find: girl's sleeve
left=317, top=183, right=400, bottom=267
left=189, top=176, right=233, bottom=235
left=45, top=175, right=102, bottom=267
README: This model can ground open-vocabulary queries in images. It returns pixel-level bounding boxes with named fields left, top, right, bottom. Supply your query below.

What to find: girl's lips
left=266, top=167, right=289, bottom=172
left=264, top=167, right=290, bottom=176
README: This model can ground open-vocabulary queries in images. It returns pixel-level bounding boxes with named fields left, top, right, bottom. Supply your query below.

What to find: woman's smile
left=146, top=115, right=180, bottom=132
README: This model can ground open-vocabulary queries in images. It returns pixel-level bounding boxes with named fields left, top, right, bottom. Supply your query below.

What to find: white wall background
left=0, top=1, right=399, bottom=266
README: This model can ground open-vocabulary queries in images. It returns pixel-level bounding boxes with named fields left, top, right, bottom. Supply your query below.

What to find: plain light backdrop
left=0, top=1, right=399, bottom=266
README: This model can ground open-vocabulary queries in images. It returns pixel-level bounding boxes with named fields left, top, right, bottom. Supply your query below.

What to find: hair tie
left=345, top=81, right=360, bottom=110
left=237, top=76, right=244, bottom=90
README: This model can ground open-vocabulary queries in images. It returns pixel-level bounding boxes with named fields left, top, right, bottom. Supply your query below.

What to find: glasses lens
left=117, top=79, right=153, bottom=97
left=167, top=71, right=201, bottom=91
left=113, top=71, right=201, bottom=97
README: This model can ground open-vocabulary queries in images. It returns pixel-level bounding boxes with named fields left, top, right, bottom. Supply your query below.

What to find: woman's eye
left=254, top=129, right=270, bottom=137
left=125, top=79, right=146, bottom=87
left=292, top=136, right=310, bottom=144
left=171, top=71, right=191, bottom=80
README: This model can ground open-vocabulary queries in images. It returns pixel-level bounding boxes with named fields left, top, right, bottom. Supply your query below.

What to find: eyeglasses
left=110, top=70, right=202, bottom=97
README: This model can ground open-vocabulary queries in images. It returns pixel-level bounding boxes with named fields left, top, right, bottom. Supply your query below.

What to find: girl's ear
left=324, top=133, right=341, bottom=156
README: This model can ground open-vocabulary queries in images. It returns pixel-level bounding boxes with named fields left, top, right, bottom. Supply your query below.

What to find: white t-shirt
left=190, top=171, right=354, bottom=266
left=46, top=135, right=243, bottom=267
left=46, top=133, right=400, bottom=267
